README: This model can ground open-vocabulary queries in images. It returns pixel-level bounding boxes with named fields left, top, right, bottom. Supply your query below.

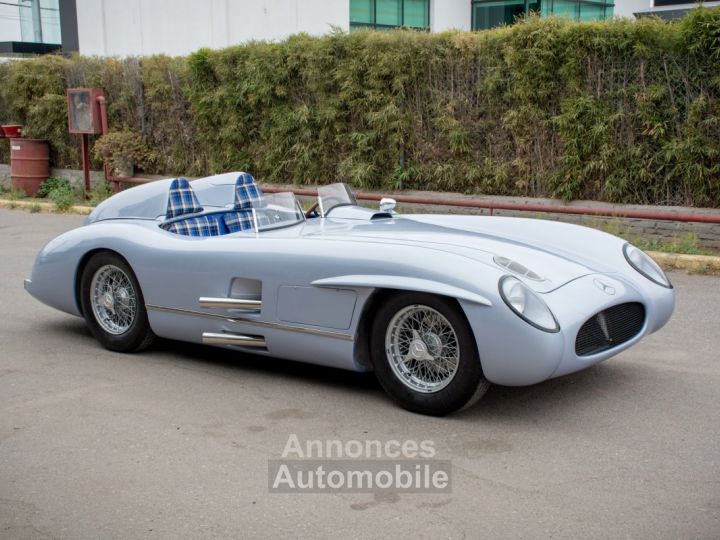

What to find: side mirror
left=379, top=198, right=396, bottom=214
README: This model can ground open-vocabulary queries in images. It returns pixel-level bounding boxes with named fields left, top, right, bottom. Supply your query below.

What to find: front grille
left=575, top=302, right=645, bottom=356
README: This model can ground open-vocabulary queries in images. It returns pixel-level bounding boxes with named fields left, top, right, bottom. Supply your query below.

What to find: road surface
left=1, top=209, right=718, bottom=539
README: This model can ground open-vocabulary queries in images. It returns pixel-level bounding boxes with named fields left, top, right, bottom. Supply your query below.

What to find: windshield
left=317, top=183, right=357, bottom=217
left=255, top=192, right=305, bottom=231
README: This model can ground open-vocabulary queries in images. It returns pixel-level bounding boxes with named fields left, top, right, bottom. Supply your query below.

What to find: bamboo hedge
left=1, top=9, right=719, bottom=206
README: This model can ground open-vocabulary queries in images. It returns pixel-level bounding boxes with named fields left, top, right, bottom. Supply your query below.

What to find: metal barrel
left=10, top=139, right=50, bottom=196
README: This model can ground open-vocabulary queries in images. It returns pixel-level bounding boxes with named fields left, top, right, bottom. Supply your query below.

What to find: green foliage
left=1, top=54, right=68, bottom=121
left=23, top=94, right=80, bottom=169
left=1, top=10, right=720, bottom=206
left=634, top=232, right=714, bottom=256
left=47, top=182, right=76, bottom=212
left=89, top=180, right=113, bottom=206
left=93, top=130, right=156, bottom=175
left=0, top=139, right=9, bottom=165
left=28, top=203, right=41, bottom=213
left=5, top=189, right=26, bottom=201
left=37, top=176, right=72, bottom=198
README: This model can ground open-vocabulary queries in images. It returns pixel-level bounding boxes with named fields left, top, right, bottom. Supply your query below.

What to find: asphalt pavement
left=1, top=208, right=718, bottom=539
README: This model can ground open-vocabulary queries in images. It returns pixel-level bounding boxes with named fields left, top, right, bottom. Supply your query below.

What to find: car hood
left=307, top=213, right=625, bottom=293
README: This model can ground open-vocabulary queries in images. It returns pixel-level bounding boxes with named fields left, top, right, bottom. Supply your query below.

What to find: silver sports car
left=25, top=172, right=675, bottom=415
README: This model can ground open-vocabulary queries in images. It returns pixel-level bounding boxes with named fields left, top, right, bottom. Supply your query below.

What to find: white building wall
left=430, top=0, right=471, bottom=32
left=613, top=0, right=720, bottom=19
left=76, top=0, right=349, bottom=57
left=613, top=0, right=649, bottom=18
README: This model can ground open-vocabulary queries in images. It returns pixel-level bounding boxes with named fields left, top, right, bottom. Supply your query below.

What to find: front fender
left=312, top=275, right=492, bottom=307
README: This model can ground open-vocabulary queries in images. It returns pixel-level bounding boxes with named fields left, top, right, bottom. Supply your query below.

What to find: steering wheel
left=305, top=202, right=320, bottom=219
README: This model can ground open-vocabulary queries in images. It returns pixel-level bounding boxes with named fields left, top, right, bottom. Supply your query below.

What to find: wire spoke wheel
left=90, top=264, right=137, bottom=335
left=385, top=304, right=460, bottom=393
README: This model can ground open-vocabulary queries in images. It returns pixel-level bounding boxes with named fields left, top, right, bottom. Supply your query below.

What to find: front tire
left=79, top=251, right=155, bottom=352
left=371, top=292, right=489, bottom=416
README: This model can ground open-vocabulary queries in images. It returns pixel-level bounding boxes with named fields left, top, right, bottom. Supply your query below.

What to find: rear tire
left=79, top=251, right=155, bottom=352
left=370, top=292, right=489, bottom=416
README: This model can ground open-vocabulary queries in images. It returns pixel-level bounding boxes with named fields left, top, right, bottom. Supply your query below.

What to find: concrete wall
left=613, top=0, right=649, bottom=18
left=430, top=0, right=471, bottom=32
left=75, top=0, right=350, bottom=57
left=75, top=0, right=475, bottom=57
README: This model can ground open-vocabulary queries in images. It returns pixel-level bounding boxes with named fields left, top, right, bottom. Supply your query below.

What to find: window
left=350, top=0, right=430, bottom=31
left=472, top=0, right=614, bottom=30
left=472, top=0, right=540, bottom=31
left=18, top=0, right=61, bottom=44
left=653, top=0, right=694, bottom=5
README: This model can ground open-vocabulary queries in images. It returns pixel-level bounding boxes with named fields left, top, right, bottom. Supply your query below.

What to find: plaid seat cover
left=164, top=215, right=220, bottom=237
left=222, top=210, right=255, bottom=233
left=166, top=178, right=203, bottom=218
left=234, top=173, right=264, bottom=210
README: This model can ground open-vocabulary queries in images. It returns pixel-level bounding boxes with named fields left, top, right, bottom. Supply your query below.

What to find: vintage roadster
left=25, top=172, right=675, bottom=415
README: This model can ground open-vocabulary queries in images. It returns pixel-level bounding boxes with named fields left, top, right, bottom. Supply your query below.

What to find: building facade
left=2, top=1, right=717, bottom=58
left=613, top=0, right=720, bottom=19
left=472, top=0, right=614, bottom=30
left=0, top=0, right=66, bottom=56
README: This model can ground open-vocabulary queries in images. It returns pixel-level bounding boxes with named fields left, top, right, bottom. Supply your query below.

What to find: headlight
left=499, top=276, right=559, bottom=333
left=622, top=243, right=672, bottom=288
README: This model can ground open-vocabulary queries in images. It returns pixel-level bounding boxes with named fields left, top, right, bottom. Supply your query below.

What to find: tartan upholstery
left=234, top=173, right=264, bottom=210
left=222, top=211, right=255, bottom=233
left=166, top=178, right=202, bottom=218
left=164, top=215, right=220, bottom=237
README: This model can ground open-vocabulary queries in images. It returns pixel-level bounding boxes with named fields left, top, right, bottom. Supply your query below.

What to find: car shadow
left=42, top=318, right=639, bottom=418
left=158, top=337, right=381, bottom=393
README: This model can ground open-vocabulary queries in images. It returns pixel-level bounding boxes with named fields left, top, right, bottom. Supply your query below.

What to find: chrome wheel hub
left=90, top=265, right=137, bottom=335
left=101, top=292, right=115, bottom=312
left=385, top=305, right=460, bottom=393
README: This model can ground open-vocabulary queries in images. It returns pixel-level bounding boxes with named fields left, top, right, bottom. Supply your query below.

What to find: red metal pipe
left=260, top=185, right=720, bottom=224
left=96, top=95, right=121, bottom=192
left=96, top=96, right=109, bottom=136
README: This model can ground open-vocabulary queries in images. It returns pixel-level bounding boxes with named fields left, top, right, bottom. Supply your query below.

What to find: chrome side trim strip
left=202, top=332, right=266, bottom=347
left=199, top=297, right=262, bottom=310
left=146, top=304, right=354, bottom=342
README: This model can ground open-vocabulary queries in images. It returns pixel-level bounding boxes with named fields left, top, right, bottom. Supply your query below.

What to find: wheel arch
left=74, top=248, right=131, bottom=315
left=353, top=287, right=482, bottom=373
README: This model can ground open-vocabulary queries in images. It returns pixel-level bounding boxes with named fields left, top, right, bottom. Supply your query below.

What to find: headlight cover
left=622, top=243, right=672, bottom=289
left=499, top=276, right=559, bottom=333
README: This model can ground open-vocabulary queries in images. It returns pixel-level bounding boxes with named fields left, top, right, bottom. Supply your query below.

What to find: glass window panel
left=579, top=3, right=601, bottom=21
left=579, top=1, right=613, bottom=21
left=18, top=0, right=35, bottom=42
left=376, top=0, right=402, bottom=26
left=39, top=0, right=61, bottom=44
left=18, top=0, right=60, bottom=44
left=403, top=0, right=428, bottom=28
left=473, top=0, right=613, bottom=29
left=472, top=0, right=539, bottom=30
left=549, top=0, right=580, bottom=20
left=350, top=0, right=374, bottom=24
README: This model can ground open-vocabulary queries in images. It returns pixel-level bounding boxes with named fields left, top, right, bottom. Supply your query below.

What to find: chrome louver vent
left=493, top=256, right=544, bottom=282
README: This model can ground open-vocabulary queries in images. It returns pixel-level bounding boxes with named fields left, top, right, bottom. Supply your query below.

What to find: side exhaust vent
left=199, top=297, right=261, bottom=311
left=202, top=332, right=266, bottom=348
